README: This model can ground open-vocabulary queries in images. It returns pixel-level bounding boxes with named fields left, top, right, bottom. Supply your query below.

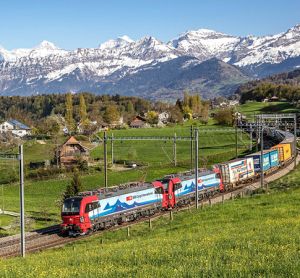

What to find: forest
left=237, top=69, right=300, bottom=103
left=0, top=92, right=210, bottom=134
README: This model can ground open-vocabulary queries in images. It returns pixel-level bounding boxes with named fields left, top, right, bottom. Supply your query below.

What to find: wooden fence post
left=149, top=218, right=152, bottom=230
left=170, top=210, right=173, bottom=221
left=127, top=226, right=130, bottom=237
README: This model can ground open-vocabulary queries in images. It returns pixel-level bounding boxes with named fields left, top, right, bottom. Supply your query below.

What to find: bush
left=27, top=167, right=64, bottom=179
left=213, top=108, right=234, bottom=126
left=78, top=158, right=88, bottom=171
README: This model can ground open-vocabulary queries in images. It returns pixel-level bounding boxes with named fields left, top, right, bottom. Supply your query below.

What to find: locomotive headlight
left=80, top=216, right=84, bottom=223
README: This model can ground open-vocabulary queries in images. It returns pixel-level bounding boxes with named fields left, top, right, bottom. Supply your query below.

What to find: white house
left=158, top=112, right=169, bottom=123
left=0, top=119, right=31, bottom=137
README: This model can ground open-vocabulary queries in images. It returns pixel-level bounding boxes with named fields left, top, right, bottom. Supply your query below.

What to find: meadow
left=237, top=101, right=300, bottom=120
left=1, top=164, right=300, bottom=277
left=0, top=121, right=251, bottom=232
left=1, top=100, right=296, bottom=232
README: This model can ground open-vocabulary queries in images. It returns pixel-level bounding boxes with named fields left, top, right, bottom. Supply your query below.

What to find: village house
left=58, top=136, right=89, bottom=167
left=130, top=115, right=149, bottom=128
left=0, top=119, right=31, bottom=137
left=158, top=112, right=170, bottom=125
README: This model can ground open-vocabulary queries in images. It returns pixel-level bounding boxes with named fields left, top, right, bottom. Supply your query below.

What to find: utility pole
left=19, top=145, right=25, bottom=258
left=294, top=114, right=297, bottom=169
left=194, top=129, right=199, bottom=209
left=190, top=125, right=194, bottom=170
left=173, top=133, right=177, bottom=167
left=235, top=118, right=238, bottom=158
left=104, top=132, right=108, bottom=188
left=260, top=127, right=264, bottom=188
left=256, top=115, right=259, bottom=152
left=1, top=184, right=4, bottom=213
left=55, top=136, right=59, bottom=168
left=111, top=133, right=114, bottom=166
left=249, top=125, right=253, bottom=151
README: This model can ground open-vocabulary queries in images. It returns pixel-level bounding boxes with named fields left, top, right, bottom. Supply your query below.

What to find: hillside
left=236, top=69, right=300, bottom=103
left=1, top=166, right=300, bottom=276
left=99, top=57, right=249, bottom=101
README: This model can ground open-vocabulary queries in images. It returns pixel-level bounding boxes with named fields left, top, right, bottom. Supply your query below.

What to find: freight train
left=61, top=129, right=296, bottom=236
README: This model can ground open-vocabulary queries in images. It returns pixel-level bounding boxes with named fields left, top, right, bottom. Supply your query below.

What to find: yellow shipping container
left=272, top=143, right=292, bottom=162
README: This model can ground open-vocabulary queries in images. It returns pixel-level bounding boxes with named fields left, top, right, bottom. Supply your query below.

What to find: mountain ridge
left=0, top=23, right=300, bottom=100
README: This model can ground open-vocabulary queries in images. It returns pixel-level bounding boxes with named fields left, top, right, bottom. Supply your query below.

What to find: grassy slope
left=0, top=215, right=14, bottom=227
left=238, top=101, right=300, bottom=121
left=1, top=166, right=300, bottom=277
left=0, top=122, right=250, bottom=231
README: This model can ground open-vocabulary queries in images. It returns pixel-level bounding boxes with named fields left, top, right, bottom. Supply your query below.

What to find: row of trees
left=0, top=91, right=214, bottom=134
left=0, top=93, right=156, bottom=134
left=175, top=92, right=210, bottom=123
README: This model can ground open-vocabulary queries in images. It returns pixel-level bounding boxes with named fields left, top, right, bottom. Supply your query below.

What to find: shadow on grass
left=261, top=102, right=299, bottom=113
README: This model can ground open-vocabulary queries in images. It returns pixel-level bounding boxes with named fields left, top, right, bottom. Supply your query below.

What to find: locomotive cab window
left=155, top=187, right=164, bottom=194
left=173, top=183, right=182, bottom=191
left=93, top=202, right=100, bottom=209
left=215, top=173, right=221, bottom=179
left=85, top=202, right=100, bottom=213
left=85, top=203, right=94, bottom=213
left=62, top=197, right=82, bottom=215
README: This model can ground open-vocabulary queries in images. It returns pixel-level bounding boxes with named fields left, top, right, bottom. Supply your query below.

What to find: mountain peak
left=35, top=40, right=58, bottom=50
left=99, top=35, right=134, bottom=49
left=118, top=35, right=134, bottom=43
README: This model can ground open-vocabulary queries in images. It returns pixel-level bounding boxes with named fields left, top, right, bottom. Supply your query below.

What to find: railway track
left=0, top=154, right=298, bottom=259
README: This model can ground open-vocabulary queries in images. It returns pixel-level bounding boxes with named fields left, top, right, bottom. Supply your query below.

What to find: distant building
left=158, top=112, right=169, bottom=124
left=229, top=100, right=239, bottom=106
left=0, top=119, right=31, bottom=137
left=130, top=116, right=149, bottom=128
left=270, top=96, right=279, bottom=102
left=263, top=96, right=279, bottom=103
left=58, top=136, right=89, bottom=167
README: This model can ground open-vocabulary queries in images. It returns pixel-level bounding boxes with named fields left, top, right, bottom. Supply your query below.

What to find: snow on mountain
left=99, top=35, right=134, bottom=49
left=169, top=28, right=240, bottom=61
left=0, top=24, right=300, bottom=99
left=234, top=25, right=300, bottom=67
left=169, top=25, right=300, bottom=67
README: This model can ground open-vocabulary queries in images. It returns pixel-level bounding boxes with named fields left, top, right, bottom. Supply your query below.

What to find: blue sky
left=0, top=0, right=299, bottom=50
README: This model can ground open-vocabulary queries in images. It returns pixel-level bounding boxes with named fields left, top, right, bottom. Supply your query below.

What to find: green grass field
left=1, top=164, right=300, bottom=276
left=238, top=101, right=300, bottom=120
left=0, top=122, right=251, bottom=233
left=0, top=215, right=14, bottom=227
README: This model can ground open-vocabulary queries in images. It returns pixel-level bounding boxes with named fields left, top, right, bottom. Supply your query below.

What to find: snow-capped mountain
left=0, top=23, right=300, bottom=100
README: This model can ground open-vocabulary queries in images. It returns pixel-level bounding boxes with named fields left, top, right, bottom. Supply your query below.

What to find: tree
left=38, top=116, right=60, bottom=135
left=182, top=106, right=193, bottom=120
left=146, top=111, right=158, bottom=125
left=183, top=91, right=189, bottom=107
left=62, top=168, right=83, bottom=200
left=169, top=107, right=183, bottom=123
left=79, top=94, right=88, bottom=123
left=213, top=108, right=234, bottom=126
left=200, top=102, right=209, bottom=124
left=103, top=105, right=120, bottom=124
left=126, top=102, right=134, bottom=114
left=65, top=93, right=75, bottom=132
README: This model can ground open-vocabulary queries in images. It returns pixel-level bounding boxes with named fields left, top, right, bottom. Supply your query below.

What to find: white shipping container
left=219, top=157, right=254, bottom=186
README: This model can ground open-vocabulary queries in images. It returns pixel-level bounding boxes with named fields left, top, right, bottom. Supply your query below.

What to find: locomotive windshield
left=62, top=197, right=82, bottom=215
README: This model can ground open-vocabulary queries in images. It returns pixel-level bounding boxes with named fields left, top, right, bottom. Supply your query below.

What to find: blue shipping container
left=246, top=151, right=271, bottom=173
left=269, top=149, right=279, bottom=167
